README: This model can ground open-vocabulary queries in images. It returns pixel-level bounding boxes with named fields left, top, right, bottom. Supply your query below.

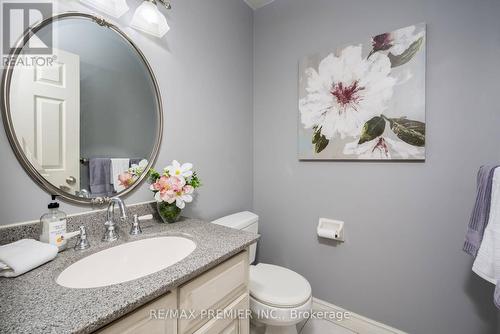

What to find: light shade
left=131, top=1, right=170, bottom=38
left=80, top=0, right=130, bottom=18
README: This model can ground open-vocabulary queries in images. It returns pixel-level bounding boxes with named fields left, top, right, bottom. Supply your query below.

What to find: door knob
left=66, top=176, right=76, bottom=185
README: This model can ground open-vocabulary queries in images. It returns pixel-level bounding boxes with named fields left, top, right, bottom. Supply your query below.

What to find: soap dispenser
left=40, top=195, right=67, bottom=252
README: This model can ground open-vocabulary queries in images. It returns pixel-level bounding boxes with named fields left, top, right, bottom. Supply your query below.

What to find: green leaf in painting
left=312, top=127, right=329, bottom=153
left=358, top=116, right=386, bottom=144
left=387, top=117, right=425, bottom=147
left=388, top=36, right=424, bottom=67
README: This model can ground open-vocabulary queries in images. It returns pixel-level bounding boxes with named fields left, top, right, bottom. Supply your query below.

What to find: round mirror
left=1, top=13, right=163, bottom=205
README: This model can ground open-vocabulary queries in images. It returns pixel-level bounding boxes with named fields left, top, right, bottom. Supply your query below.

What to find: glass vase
left=157, top=202, right=181, bottom=224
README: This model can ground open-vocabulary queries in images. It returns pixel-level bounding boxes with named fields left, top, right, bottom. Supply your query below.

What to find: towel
left=472, top=169, right=500, bottom=283
left=0, top=239, right=58, bottom=277
left=464, top=165, right=498, bottom=257
left=89, top=158, right=113, bottom=197
left=473, top=168, right=500, bottom=308
left=111, top=158, right=130, bottom=193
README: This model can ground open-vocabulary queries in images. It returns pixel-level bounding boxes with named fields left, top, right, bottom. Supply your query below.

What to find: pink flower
left=150, top=175, right=195, bottom=209
left=173, top=184, right=194, bottom=209
left=183, top=185, right=194, bottom=195
left=118, top=172, right=134, bottom=188
left=371, top=33, right=393, bottom=52
left=151, top=176, right=187, bottom=205
left=150, top=175, right=169, bottom=192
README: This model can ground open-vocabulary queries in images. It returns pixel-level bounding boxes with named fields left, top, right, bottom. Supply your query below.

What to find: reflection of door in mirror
left=10, top=49, right=81, bottom=194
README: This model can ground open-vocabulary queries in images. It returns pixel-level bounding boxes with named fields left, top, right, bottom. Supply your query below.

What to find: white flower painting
left=299, top=23, right=426, bottom=160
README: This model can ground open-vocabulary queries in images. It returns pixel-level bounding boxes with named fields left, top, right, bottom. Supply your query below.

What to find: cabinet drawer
left=179, top=251, right=249, bottom=334
left=193, top=293, right=249, bottom=334
left=96, top=290, right=177, bottom=334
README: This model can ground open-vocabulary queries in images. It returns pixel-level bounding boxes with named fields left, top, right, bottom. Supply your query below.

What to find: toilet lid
left=249, top=263, right=311, bottom=308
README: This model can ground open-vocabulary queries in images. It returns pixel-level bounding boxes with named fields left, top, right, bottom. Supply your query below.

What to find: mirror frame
left=0, top=12, right=164, bottom=206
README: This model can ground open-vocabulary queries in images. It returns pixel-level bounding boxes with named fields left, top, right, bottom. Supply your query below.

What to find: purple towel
left=89, top=158, right=113, bottom=197
left=463, top=165, right=498, bottom=257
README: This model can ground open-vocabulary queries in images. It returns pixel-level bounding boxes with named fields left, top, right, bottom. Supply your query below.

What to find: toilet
left=212, top=212, right=312, bottom=334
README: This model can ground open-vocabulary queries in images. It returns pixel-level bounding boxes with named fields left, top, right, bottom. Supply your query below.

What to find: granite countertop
left=0, top=216, right=259, bottom=334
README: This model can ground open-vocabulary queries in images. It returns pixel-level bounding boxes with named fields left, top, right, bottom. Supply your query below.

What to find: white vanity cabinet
left=96, top=291, right=178, bottom=334
left=193, top=293, right=249, bottom=334
left=96, top=250, right=249, bottom=334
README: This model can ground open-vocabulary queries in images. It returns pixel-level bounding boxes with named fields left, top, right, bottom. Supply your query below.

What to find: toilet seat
left=249, top=263, right=312, bottom=308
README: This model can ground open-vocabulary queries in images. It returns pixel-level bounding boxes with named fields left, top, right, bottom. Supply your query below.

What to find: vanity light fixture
left=131, top=0, right=171, bottom=38
left=80, top=0, right=172, bottom=38
left=80, top=0, right=130, bottom=18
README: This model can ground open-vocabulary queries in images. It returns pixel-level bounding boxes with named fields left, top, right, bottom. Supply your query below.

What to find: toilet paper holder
left=317, top=218, right=345, bottom=242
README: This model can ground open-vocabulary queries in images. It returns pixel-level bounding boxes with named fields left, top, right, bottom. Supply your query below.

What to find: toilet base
left=250, top=296, right=312, bottom=334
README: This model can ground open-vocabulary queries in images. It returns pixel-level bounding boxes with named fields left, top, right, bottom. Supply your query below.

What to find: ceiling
left=244, top=0, right=275, bottom=10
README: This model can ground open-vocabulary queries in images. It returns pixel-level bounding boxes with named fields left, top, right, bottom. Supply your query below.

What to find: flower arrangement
left=118, top=159, right=149, bottom=189
left=148, top=160, right=201, bottom=223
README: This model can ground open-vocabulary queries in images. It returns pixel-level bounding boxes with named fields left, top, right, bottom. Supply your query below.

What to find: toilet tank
left=211, top=211, right=258, bottom=264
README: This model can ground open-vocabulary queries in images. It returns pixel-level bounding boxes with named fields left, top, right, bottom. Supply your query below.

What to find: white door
left=10, top=48, right=80, bottom=194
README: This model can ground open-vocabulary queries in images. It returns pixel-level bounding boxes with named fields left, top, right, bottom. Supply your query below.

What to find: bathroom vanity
left=97, top=251, right=249, bottom=334
left=0, top=206, right=259, bottom=334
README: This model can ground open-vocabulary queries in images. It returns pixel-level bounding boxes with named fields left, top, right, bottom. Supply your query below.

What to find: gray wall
left=0, top=0, right=254, bottom=224
left=253, top=0, right=500, bottom=333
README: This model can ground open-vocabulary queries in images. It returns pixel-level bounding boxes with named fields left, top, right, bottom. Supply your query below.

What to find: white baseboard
left=312, top=298, right=408, bottom=334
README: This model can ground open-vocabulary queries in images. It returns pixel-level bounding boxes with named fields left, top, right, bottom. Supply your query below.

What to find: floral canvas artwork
left=298, top=23, right=426, bottom=160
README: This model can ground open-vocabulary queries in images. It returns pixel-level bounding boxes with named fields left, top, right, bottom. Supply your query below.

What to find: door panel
left=193, top=294, right=250, bottom=334
left=35, top=96, right=64, bottom=167
left=96, top=291, right=177, bottom=334
left=10, top=48, right=80, bottom=193
left=179, top=251, right=248, bottom=334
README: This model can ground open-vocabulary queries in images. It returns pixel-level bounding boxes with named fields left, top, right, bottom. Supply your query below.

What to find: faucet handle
left=130, top=214, right=153, bottom=235
left=130, top=214, right=143, bottom=235
left=138, top=214, right=153, bottom=221
left=74, top=226, right=91, bottom=251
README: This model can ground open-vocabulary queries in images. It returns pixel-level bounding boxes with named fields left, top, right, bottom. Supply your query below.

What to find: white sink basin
left=56, top=237, right=196, bottom=289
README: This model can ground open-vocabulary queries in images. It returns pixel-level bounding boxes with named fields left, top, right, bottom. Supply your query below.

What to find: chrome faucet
left=102, top=197, right=127, bottom=242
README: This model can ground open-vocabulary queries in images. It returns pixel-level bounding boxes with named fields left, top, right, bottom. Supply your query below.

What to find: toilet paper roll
left=317, top=218, right=344, bottom=241
left=317, top=228, right=339, bottom=239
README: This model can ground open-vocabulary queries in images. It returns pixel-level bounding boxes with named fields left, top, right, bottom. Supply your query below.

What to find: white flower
left=175, top=185, right=194, bottom=209
left=299, top=45, right=396, bottom=139
left=165, top=160, right=193, bottom=178
left=343, top=128, right=424, bottom=160
left=129, top=159, right=148, bottom=176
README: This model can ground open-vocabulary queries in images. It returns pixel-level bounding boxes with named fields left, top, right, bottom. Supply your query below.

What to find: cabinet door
left=179, top=251, right=249, bottom=334
left=95, top=290, right=177, bottom=334
left=193, top=294, right=250, bottom=334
